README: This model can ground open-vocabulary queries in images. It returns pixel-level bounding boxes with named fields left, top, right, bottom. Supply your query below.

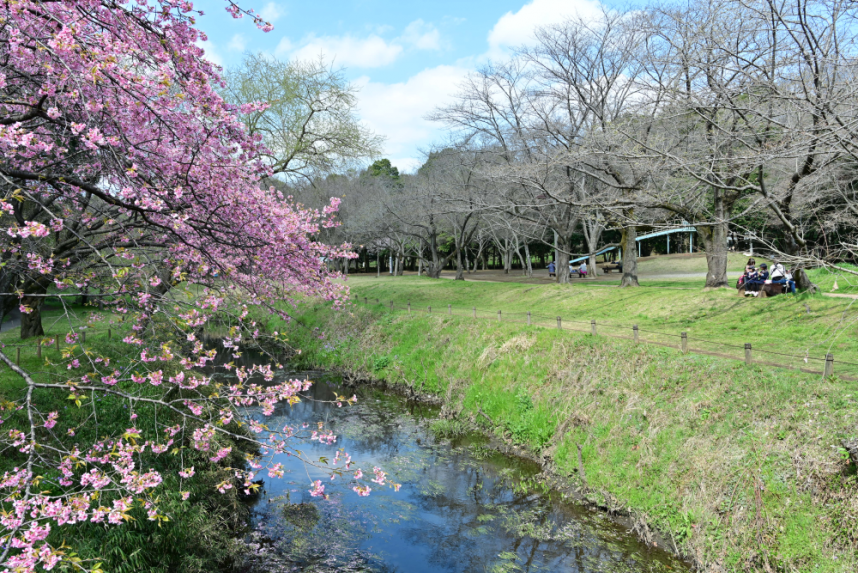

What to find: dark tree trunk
left=454, top=247, right=465, bottom=280
left=793, top=268, right=818, bottom=293
left=20, top=293, right=45, bottom=339
left=698, top=222, right=729, bottom=288
left=620, top=225, right=639, bottom=287
left=556, top=235, right=571, bottom=284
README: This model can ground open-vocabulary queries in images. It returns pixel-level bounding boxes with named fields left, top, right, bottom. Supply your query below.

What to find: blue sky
left=194, top=0, right=620, bottom=172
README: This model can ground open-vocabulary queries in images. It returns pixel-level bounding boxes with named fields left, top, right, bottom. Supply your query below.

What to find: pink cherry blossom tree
left=0, top=2, right=376, bottom=571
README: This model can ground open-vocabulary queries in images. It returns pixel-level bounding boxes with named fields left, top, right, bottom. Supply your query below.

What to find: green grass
left=272, top=298, right=858, bottom=573
left=343, top=275, right=858, bottom=378
left=807, top=264, right=858, bottom=295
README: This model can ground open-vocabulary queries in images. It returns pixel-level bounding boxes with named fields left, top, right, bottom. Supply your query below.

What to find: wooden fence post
left=527, top=311, right=531, bottom=326
left=557, top=316, right=562, bottom=330
left=744, top=343, right=752, bottom=365
left=497, top=310, right=501, bottom=322
left=633, top=325, right=639, bottom=344
left=591, top=320, right=597, bottom=335
left=824, top=354, right=834, bottom=378
left=472, top=307, right=476, bottom=319
left=448, top=304, right=452, bottom=316
left=681, top=332, right=687, bottom=354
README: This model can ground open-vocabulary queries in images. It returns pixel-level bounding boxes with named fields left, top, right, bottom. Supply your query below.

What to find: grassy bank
left=342, top=276, right=858, bottom=379
left=268, top=280, right=858, bottom=573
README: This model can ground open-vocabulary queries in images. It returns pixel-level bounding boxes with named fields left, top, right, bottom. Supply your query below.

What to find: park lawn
left=807, top=263, right=858, bottom=295
left=274, top=297, right=858, bottom=573
left=343, top=275, right=858, bottom=378
left=504, top=253, right=858, bottom=295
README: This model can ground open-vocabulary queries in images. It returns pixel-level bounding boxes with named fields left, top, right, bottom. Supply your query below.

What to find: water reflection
left=237, top=370, right=688, bottom=573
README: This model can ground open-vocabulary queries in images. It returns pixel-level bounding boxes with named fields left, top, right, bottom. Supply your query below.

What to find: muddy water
left=237, top=370, right=690, bottom=573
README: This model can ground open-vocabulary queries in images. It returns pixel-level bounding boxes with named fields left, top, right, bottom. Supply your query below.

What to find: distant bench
left=601, top=263, right=622, bottom=273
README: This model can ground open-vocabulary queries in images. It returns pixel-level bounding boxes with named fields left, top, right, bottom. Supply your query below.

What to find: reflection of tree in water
left=396, top=452, right=679, bottom=573
left=239, top=367, right=687, bottom=573
left=251, top=496, right=400, bottom=573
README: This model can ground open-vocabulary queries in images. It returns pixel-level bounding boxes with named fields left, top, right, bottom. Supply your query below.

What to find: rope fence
left=359, top=297, right=857, bottom=381
left=0, top=327, right=117, bottom=365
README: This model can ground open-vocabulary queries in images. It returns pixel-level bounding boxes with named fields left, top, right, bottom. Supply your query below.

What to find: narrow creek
left=235, top=367, right=690, bottom=573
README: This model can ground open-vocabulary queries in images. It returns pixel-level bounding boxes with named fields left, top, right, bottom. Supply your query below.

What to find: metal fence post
left=557, top=316, right=562, bottom=330
left=744, top=343, right=752, bottom=365
left=527, top=311, right=531, bottom=326
left=633, top=325, right=639, bottom=344
left=681, top=332, right=688, bottom=354
left=824, top=354, right=834, bottom=378
left=591, top=320, right=597, bottom=335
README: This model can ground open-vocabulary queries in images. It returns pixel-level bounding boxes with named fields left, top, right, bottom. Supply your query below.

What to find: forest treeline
left=265, top=0, right=858, bottom=289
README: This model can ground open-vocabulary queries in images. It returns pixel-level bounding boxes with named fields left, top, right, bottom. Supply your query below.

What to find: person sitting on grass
left=744, top=263, right=769, bottom=296
left=547, top=260, right=556, bottom=278
left=579, top=261, right=588, bottom=278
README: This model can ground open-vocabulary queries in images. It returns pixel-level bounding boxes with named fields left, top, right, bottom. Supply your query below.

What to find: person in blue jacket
left=744, top=263, right=769, bottom=296
left=547, top=261, right=556, bottom=278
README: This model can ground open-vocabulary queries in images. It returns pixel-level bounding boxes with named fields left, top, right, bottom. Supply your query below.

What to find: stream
left=236, top=368, right=690, bottom=573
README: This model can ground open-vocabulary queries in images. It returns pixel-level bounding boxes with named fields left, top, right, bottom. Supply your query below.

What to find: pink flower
left=210, top=447, right=231, bottom=463
left=353, top=485, right=371, bottom=497
left=308, top=480, right=326, bottom=498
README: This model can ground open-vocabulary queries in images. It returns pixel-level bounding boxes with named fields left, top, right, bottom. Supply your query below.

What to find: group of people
left=737, top=258, right=797, bottom=296
left=547, top=260, right=588, bottom=278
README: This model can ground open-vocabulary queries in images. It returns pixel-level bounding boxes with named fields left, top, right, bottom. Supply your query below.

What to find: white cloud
left=292, top=34, right=403, bottom=68
left=274, top=36, right=293, bottom=56
left=355, top=65, right=469, bottom=172
left=228, top=34, right=246, bottom=52
left=196, top=39, right=223, bottom=67
left=277, top=21, right=442, bottom=69
left=399, top=19, right=442, bottom=51
left=487, top=0, right=603, bottom=56
left=259, top=2, right=284, bottom=23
